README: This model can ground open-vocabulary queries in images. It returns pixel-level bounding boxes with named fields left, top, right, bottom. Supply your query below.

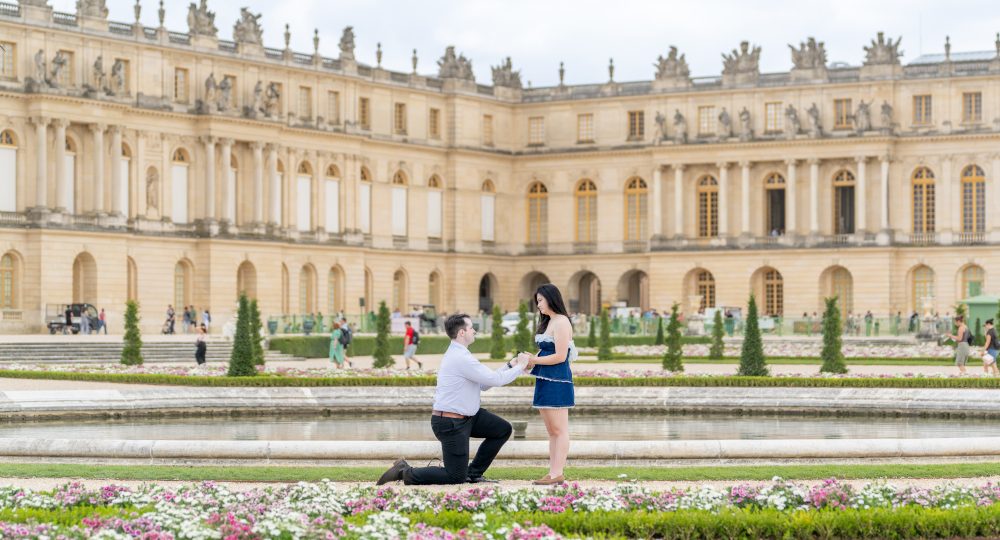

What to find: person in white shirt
left=377, top=313, right=529, bottom=485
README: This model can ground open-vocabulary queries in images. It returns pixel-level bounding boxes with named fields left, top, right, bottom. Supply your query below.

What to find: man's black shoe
left=466, top=476, right=499, bottom=484
left=376, top=458, right=410, bottom=485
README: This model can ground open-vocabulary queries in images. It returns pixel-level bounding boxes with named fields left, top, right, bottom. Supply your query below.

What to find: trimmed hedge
left=269, top=334, right=711, bottom=358
left=411, top=506, right=1000, bottom=539
left=6, top=370, right=1000, bottom=388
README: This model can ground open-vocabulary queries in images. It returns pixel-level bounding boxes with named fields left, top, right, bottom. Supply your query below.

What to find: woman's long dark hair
left=534, top=283, right=570, bottom=334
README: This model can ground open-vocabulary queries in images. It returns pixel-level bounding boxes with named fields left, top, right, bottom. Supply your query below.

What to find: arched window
left=831, top=267, right=853, bottom=316
left=324, top=164, right=340, bottom=234
left=912, top=265, right=935, bottom=308
left=961, top=265, right=985, bottom=299
left=763, top=269, right=784, bottom=316
left=481, top=180, right=496, bottom=242
left=237, top=261, right=257, bottom=300
left=527, top=181, right=548, bottom=245
left=174, top=260, right=192, bottom=308
left=697, top=175, right=718, bottom=238
left=575, top=179, right=597, bottom=243
left=427, top=174, right=441, bottom=188
left=624, top=177, right=648, bottom=241
left=833, top=170, right=856, bottom=234
left=391, top=171, right=408, bottom=236
left=426, top=174, right=442, bottom=239
left=281, top=264, right=289, bottom=314
left=126, top=256, right=137, bottom=302
left=764, top=173, right=786, bottom=235
left=392, top=269, right=408, bottom=311
left=912, top=167, right=936, bottom=234
left=0, top=253, right=17, bottom=309
left=429, top=271, right=442, bottom=309
left=0, top=130, right=18, bottom=213
left=327, top=266, right=344, bottom=313
left=961, top=165, right=986, bottom=234
left=64, top=137, right=78, bottom=215
left=697, top=270, right=715, bottom=311
left=171, top=148, right=190, bottom=223
left=296, top=161, right=313, bottom=232
left=299, top=265, right=316, bottom=313
left=359, top=166, right=372, bottom=234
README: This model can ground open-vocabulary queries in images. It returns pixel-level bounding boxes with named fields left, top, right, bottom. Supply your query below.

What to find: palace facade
left=0, top=1, right=998, bottom=333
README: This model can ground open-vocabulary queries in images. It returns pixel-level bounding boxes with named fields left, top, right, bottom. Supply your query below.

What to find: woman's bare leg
left=539, top=408, right=570, bottom=477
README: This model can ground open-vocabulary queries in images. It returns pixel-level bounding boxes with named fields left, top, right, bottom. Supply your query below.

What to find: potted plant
left=267, top=317, right=278, bottom=336
left=303, top=315, right=315, bottom=336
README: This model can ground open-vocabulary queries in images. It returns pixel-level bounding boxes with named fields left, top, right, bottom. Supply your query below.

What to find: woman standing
left=329, top=321, right=347, bottom=368
left=195, top=324, right=207, bottom=365
left=982, top=319, right=999, bottom=376
left=945, top=315, right=972, bottom=375
left=524, top=283, right=575, bottom=485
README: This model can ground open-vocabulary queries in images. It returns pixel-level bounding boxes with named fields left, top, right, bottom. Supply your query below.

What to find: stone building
left=0, top=2, right=997, bottom=333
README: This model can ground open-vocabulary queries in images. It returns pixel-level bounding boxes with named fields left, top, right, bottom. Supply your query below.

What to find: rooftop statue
left=864, top=32, right=902, bottom=66
left=789, top=37, right=827, bottom=69
left=653, top=46, right=690, bottom=80
left=784, top=104, right=801, bottom=138
left=233, top=7, right=263, bottom=45
left=438, top=46, right=474, bottom=81
left=339, top=26, right=356, bottom=61
left=722, top=41, right=761, bottom=75
left=187, top=0, right=217, bottom=38
left=491, top=57, right=522, bottom=89
left=76, top=0, right=108, bottom=18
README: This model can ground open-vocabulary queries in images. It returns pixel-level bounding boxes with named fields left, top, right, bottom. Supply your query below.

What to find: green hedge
left=6, top=370, right=1000, bottom=389
left=270, top=334, right=709, bottom=358
left=410, top=506, right=1000, bottom=539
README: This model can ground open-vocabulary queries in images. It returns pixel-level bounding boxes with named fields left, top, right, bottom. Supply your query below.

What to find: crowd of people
left=162, top=305, right=211, bottom=335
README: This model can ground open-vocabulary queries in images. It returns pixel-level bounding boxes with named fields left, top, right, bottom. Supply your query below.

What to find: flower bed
left=576, top=342, right=957, bottom=359
left=4, top=478, right=1000, bottom=538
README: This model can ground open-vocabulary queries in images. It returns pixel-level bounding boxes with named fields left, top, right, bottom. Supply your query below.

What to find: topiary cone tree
left=738, top=294, right=769, bottom=376
left=662, top=303, right=684, bottom=372
left=227, top=294, right=257, bottom=377
left=372, top=301, right=394, bottom=368
left=655, top=316, right=665, bottom=346
left=515, top=300, right=532, bottom=352
left=120, top=300, right=143, bottom=366
left=490, top=304, right=506, bottom=359
left=819, top=296, right=848, bottom=374
left=598, top=308, right=613, bottom=360
left=709, top=309, right=725, bottom=360
left=587, top=314, right=597, bottom=348
left=975, top=317, right=985, bottom=347
left=250, top=298, right=265, bottom=366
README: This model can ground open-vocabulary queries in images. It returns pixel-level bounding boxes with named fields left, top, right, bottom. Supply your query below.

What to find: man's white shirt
left=432, top=341, right=524, bottom=417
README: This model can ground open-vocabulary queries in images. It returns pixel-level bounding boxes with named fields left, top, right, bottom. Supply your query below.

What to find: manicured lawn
left=575, top=356, right=971, bottom=365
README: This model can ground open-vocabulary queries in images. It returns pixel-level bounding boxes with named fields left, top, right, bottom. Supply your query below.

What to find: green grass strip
left=5, top=462, right=1000, bottom=482
left=576, top=356, right=967, bottom=365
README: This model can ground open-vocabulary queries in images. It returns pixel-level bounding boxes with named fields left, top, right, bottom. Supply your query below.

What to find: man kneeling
left=377, top=313, right=528, bottom=485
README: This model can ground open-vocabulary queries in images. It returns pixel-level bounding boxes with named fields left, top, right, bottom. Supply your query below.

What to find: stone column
left=266, top=144, right=279, bottom=226
left=855, top=156, right=867, bottom=233
left=739, top=161, right=750, bottom=235
left=53, top=119, right=69, bottom=212
left=809, top=158, right=820, bottom=234
left=110, top=126, right=123, bottom=217
left=219, top=138, right=233, bottom=224
left=90, top=124, right=106, bottom=215
left=785, top=159, right=797, bottom=236
left=251, top=142, right=264, bottom=224
left=879, top=155, right=890, bottom=231
left=201, top=136, right=216, bottom=220
left=716, top=162, right=729, bottom=237
left=652, top=165, right=662, bottom=237
left=673, top=165, right=684, bottom=238
left=31, top=117, right=49, bottom=209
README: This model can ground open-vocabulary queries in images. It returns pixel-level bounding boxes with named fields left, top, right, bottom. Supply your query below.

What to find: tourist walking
left=195, top=324, right=207, bottom=365
left=182, top=306, right=192, bottom=334
left=165, top=305, right=175, bottom=334
left=329, top=321, right=346, bottom=368
left=945, top=315, right=973, bottom=375
left=98, top=308, right=107, bottom=334
left=982, top=319, right=999, bottom=376
left=339, top=317, right=354, bottom=367
left=403, top=320, right=423, bottom=369
left=523, top=283, right=576, bottom=486
left=63, top=306, right=72, bottom=335
left=202, top=309, right=211, bottom=330
left=376, top=313, right=528, bottom=486
left=80, top=309, right=91, bottom=335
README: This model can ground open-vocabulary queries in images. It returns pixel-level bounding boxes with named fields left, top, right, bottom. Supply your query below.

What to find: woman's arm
left=530, top=317, right=572, bottom=366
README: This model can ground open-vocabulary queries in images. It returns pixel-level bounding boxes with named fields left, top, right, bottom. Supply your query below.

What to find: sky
left=50, top=0, right=1000, bottom=87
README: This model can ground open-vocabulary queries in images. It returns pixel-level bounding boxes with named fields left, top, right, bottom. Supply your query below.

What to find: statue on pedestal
left=854, top=100, right=872, bottom=133
left=717, top=108, right=732, bottom=139
left=785, top=104, right=801, bottom=138
left=437, top=46, right=474, bottom=81
left=738, top=107, right=753, bottom=141
left=491, top=57, right=522, bottom=89
left=672, top=109, right=688, bottom=144
left=807, top=103, right=822, bottom=137
left=339, top=26, right=356, bottom=61
left=863, top=32, right=903, bottom=66
left=186, top=0, right=217, bottom=38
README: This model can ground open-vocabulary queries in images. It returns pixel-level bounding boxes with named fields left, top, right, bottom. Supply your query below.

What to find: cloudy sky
left=52, top=0, right=1000, bottom=86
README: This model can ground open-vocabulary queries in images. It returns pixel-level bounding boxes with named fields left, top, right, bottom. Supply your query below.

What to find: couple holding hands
left=378, top=284, right=576, bottom=486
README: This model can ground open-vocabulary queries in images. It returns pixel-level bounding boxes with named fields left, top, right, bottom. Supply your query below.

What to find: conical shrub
left=228, top=294, right=257, bottom=377
left=121, top=300, right=143, bottom=366
left=738, top=295, right=769, bottom=376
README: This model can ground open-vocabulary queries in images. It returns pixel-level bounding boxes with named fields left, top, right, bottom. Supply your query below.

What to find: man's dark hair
left=987, top=319, right=995, bottom=326
left=445, top=313, right=471, bottom=339
left=404, top=321, right=411, bottom=326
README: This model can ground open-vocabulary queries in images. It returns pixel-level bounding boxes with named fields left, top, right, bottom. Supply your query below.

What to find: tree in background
left=516, top=301, right=533, bottom=352
left=662, top=303, right=684, bottom=372
left=655, top=316, right=665, bottom=345
left=819, top=296, right=848, bottom=374
left=737, top=295, right=769, bottom=376
left=709, top=309, right=725, bottom=360
left=120, top=300, right=143, bottom=366
left=372, top=301, right=394, bottom=368
left=490, top=304, right=507, bottom=359
left=227, top=294, right=257, bottom=377
left=598, top=308, right=612, bottom=360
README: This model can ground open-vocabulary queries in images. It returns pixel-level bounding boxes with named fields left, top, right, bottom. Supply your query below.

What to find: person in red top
left=403, top=321, right=423, bottom=369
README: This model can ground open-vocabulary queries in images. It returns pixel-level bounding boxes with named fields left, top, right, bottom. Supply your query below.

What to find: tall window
left=697, top=175, right=719, bottom=238
left=698, top=106, right=715, bottom=135
left=624, top=177, right=648, bottom=241
left=391, top=171, right=408, bottom=236
left=426, top=174, right=442, bottom=239
left=0, top=130, right=16, bottom=212
left=912, top=167, right=936, bottom=234
left=697, top=270, right=716, bottom=311
left=963, top=92, right=982, bottom=123
left=394, top=103, right=407, bottom=135
left=482, top=114, right=494, bottom=146
left=324, top=165, right=340, bottom=233
left=126, top=257, right=137, bottom=302
left=0, top=253, right=15, bottom=308
left=170, top=149, right=189, bottom=223
left=528, top=116, right=545, bottom=145
left=359, top=167, right=371, bottom=234
left=627, top=111, right=644, bottom=140
left=763, top=269, right=784, bottom=316
left=481, top=180, right=496, bottom=242
left=0, top=42, right=16, bottom=79
left=173, top=68, right=189, bottom=103
left=392, top=270, right=407, bottom=311
left=831, top=268, right=853, bottom=316
left=961, top=165, right=986, bottom=234
left=299, top=265, right=315, bottom=313
left=281, top=264, right=289, bottom=314
left=912, top=265, right=934, bottom=307
left=327, top=267, right=343, bottom=313
left=56, top=50, right=74, bottom=87
left=834, top=99, right=852, bottom=129
left=764, top=173, right=786, bottom=235
left=961, top=265, right=985, bottom=298
left=577, top=113, right=594, bottom=143
left=913, top=95, right=932, bottom=125
left=833, top=170, right=856, bottom=234
left=764, top=102, right=782, bottom=133
left=527, top=182, right=548, bottom=245
left=429, top=108, right=441, bottom=139
left=174, top=261, right=191, bottom=309
left=358, top=97, right=371, bottom=130
left=327, top=91, right=340, bottom=123
left=296, top=161, right=312, bottom=232
left=298, top=86, right=312, bottom=119
left=575, top=179, right=597, bottom=243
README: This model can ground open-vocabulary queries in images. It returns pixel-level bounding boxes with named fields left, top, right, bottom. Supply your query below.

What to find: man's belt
left=432, top=410, right=468, bottom=419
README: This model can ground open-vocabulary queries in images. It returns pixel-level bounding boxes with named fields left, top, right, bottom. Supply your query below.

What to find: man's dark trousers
left=404, top=408, right=512, bottom=485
